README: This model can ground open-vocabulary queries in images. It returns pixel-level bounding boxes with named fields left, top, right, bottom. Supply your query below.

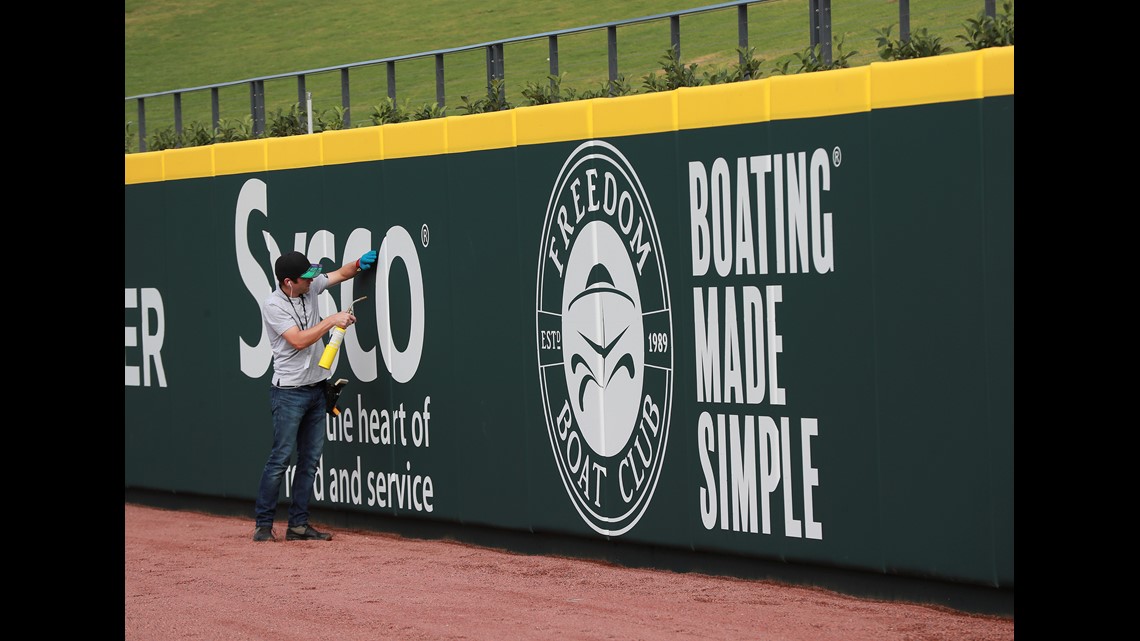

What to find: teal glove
left=359, top=250, right=378, bottom=271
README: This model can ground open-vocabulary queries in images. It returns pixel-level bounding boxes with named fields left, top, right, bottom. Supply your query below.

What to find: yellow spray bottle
left=319, top=296, right=368, bottom=370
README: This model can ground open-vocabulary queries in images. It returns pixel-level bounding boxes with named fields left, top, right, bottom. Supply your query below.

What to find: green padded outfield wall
left=125, top=48, right=1014, bottom=589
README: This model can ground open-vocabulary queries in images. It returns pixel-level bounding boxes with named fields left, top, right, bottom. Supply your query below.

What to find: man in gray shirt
left=254, top=248, right=377, bottom=542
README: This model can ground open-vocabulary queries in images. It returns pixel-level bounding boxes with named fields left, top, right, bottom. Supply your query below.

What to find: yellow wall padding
left=384, top=118, right=448, bottom=159
left=322, top=127, right=384, bottom=166
left=515, top=100, right=592, bottom=147
left=983, top=46, right=1014, bottom=97
left=163, top=145, right=215, bottom=181
left=214, top=139, right=267, bottom=177
left=871, top=49, right=985, bottom=110
left=267, top=133, right=323, bottom=171
left=593, top=91, right=677, bottom=139
left=676, top=80, right=769, bottom=130
left=125, top=151, right=165, bottom=184
left=447, top=110, right=516, bottom=154
left=771, top=66, right=870, bottom=121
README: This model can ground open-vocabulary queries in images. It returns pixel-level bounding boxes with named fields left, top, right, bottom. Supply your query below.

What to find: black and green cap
left=275, top=250, right=323, bottom=282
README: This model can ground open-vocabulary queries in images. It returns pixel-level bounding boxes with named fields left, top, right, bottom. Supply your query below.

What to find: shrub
left=181, top=121, right=214, bottom=147
left=315, top=105, right=347, bottom=130
left=958, top=1, right=1014, bottom=50
left=604, top=74, right=634, bottom=98
left=702, top=46, right=767, bottom=84
left=457, top=78, right=513, bottom=115
left=368, top=98, right=408, bottom=125
left=772, top=35, right=857, bottom=75
left=643, top=48, right=702, bottom=92
left=875, top=25, right=953, bottom=61
left=409, top=102, right=448, bottom=121
left=147, top=126, right=182, bottom=151
left=731, top=46, right=766, bottom=81
left=215, top=116, right=253, bottom=143
left=265, top=103, right=308, bottom=137
left=521, top=73, right=566, bottom=105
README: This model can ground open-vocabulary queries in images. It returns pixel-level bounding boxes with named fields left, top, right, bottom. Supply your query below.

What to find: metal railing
left=126, top=0, right=997, bottom=154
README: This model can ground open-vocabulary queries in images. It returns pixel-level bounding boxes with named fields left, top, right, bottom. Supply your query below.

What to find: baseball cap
left=275, top=251, right=323, bottom=282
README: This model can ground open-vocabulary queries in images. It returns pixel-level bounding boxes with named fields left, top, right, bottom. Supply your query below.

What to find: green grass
left=125, top=0, right=1002, bottom=145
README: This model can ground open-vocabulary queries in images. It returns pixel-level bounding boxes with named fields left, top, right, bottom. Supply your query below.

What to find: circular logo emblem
left=536, top=140, right=673, bottom=536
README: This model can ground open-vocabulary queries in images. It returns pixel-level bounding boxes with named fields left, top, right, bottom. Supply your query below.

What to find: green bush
left=701, top=46, right=767, bottom=84
left=183, top=121, right=215, bottom=147
left=457, top=78, right=513, bottom=115
left=265, top=103, right=308, bottom=138
left=519, top=72, right=632, bottom=104
left=875, top=25, right=953, bottom=61
left=409, top=102, right=448, bottom=121
left=731, top=46, right=766, bottom=82
left=316, top=105, right=347, bottom=130
left=147, top=126, right=183, bottom=151
left=958, top=1, right=1014, bottom=50
left=642, top=48, right=702, bottom=92
left=215, top=116, right=253, bottom=143
left=603, top=75, right=634, bottom=98
left=263, top=102, right=357, bottom=133
left=772, top=35, right=857, bottom=76
left=521, top=73, right=565, bottom=105
left=368, top=98, right=409, bottom=125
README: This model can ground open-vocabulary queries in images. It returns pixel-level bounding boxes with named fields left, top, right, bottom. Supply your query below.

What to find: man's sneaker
left=252, top=526, right=276, bottom=542
left=286, top=523, right=333, bottom=541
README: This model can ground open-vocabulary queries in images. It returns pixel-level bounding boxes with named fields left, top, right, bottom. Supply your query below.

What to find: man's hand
left=332, top=310, right=356, bottom=329
left=359, top=250, right=378, bottom=271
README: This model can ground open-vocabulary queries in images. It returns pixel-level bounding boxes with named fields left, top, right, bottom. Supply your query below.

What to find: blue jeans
left=254, top=384, right=327, bottom=528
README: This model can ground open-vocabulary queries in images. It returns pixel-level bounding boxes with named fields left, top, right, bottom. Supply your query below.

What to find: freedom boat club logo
left=536, top=140, right=673, bottom=536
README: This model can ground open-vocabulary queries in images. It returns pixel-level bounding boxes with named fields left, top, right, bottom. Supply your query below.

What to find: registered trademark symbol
left=421, top=224, right=430, bottom=247
left=832, top=147, right=842, bottom=167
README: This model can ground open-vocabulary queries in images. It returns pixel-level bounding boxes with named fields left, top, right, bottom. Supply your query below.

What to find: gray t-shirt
left=261, top=274, right=330, bottom=387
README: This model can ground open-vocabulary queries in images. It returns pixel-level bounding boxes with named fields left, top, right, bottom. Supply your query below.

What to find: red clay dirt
left=125, top=502, right=1013, bottom=640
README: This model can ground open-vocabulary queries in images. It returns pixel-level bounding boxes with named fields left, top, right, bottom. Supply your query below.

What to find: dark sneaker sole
left=286, top=530, right=332, bottom=541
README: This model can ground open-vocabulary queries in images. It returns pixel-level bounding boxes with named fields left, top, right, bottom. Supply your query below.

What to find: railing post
left=821, top=0, right=832, bottom=66
left=485, top=45, right=494, bottom=95
left=548, top=35, right=560, bottom=101
left=211, top=88, right=220, bottom=133
left=670, top=15, right=680, bottom=59
left=900, top=0, right=911, bottom=42
left=297, top=74, right=307, bottom=114
left=250, top=80, right=265, bottom=137
left=737, top=4, right=748, bottom=72
left=258, top=80, right=265, bottom=135
left=173, top=92, right=183, bottom=148
left=435, top=53, right=445, bottom=107
left=340, top=68, right=351, bottom=128
left=496, top=43, right=505, bottom=101
left=809, top=0, right=820, bottom=47
left=486, top=43, right=505, bottom=100
left=607, top=25, right=618, bottom=95
left=809, top=0, right=832, bottom=66
left=387, top=61, right=397, bottom=102
left=136, top=98, right=147, bottom=153
left=986, top=0, right=996, bottom=18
